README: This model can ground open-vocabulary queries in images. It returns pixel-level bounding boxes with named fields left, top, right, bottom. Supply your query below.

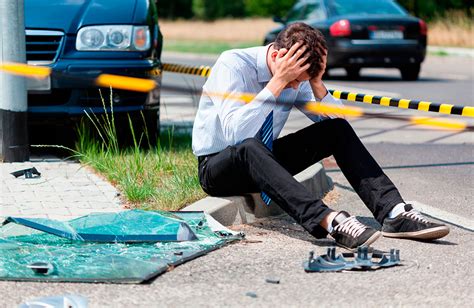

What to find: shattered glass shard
left=3, top=210, right=198, bottom=242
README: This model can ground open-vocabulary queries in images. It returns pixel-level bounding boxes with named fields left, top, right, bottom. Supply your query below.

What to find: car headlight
left=76, top=25, right=150, bottom=51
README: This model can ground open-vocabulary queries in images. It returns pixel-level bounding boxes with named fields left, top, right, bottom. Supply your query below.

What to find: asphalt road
left=155, top=51, right=474, bottom=306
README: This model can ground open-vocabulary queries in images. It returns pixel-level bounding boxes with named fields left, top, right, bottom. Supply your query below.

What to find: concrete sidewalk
left=0, top=158, right=122, bottom=221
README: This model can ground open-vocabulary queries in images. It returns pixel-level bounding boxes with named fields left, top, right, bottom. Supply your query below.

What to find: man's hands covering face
left=273, top=41, right=310, bottom=85
left=266, top=42, right=310, bottom=97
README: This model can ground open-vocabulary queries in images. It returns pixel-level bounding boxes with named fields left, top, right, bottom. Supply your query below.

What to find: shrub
left=193, top=0, right=246, bottom=21
left=244, top=0, right=297, bottom=17
left=156, top=0, right=193, bottom=19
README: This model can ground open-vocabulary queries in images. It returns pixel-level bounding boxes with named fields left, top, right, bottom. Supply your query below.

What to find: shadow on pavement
left=412, top=239, right=458, bottom=246
left=248, top=209, right=458, bottom=249
left=249, top=215, right=378, bottom=248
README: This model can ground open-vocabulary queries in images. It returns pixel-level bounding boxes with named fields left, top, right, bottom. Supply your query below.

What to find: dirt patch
left=428, top=22, right=473, bottom=48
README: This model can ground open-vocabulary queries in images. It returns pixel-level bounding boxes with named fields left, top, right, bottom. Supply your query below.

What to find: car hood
left=25, top=0, right=139, bottom=34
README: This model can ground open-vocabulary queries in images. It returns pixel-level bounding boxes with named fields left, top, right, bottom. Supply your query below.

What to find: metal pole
left=0, top=0, right=29, bottom=162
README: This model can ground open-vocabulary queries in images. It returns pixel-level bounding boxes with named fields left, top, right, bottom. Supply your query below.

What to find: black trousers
left=198, top=118, right=404, bottom=238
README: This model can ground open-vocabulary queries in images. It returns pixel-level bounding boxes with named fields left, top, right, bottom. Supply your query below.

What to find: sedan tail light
left=330, top=20, right=351, bottom=37
left=419, top=19, right=427, bottom=36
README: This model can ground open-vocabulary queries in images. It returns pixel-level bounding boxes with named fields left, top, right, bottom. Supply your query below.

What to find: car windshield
left=286, top=0, right=325, bottom=22
left=326, top=0, right=406, bottom=16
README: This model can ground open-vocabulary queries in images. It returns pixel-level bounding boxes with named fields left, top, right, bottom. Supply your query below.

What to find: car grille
left=25, top=30, right=64, bottom=65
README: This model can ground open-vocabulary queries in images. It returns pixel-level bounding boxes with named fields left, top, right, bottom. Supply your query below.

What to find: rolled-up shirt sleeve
left=295, top=82, right=343, bottom=122
left=203, top=62, right=275, bottom=145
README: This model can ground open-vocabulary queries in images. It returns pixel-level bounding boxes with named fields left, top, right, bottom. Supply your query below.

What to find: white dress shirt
left=192, top=45, right=342, bottom=156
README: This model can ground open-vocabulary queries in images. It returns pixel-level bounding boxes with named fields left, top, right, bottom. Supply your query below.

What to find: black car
left=264, top=0, right=427, bottom=80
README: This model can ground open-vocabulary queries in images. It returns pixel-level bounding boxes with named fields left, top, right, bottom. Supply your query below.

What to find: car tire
left=400, top=64, right=421, bottom=81
left=345, top=67, right=360, bottom=79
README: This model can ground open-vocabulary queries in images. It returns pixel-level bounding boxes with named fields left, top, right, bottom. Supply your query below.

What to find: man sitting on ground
left=192, top=22, right=449, bottom=250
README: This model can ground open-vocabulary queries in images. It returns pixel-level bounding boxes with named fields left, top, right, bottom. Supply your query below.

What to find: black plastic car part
left=10, top=167, right=41, bottom=178
left=304, top=246, right=401, bottom=272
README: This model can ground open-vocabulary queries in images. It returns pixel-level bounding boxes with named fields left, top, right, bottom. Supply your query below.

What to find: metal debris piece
left=10, top=167, right=41, bottom=179
left=265, top=277, right=280, bottom=284
left=245, top=292, right=258, bottom=298
left=304, top=246, right=401, bottom=272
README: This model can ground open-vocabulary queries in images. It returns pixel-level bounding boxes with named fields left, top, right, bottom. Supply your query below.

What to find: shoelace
left=334, top=216, right=367, bottom=237
left=402, top=209, right=430, bottom=224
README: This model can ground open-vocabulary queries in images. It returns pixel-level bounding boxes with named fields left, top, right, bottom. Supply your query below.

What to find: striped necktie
left=258, top=111, right=273, bottom=205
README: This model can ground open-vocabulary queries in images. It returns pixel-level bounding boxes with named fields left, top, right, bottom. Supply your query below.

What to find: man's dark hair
left=274, top=22, right=327, bottom=78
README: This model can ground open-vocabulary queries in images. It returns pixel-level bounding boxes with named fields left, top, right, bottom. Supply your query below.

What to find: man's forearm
left=266, top=77, right=287, bottom=98
left=310, top=80, right=328, bottom=100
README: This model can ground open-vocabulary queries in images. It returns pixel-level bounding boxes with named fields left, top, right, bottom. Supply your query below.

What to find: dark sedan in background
left=264, top=0, right=427, bottom=80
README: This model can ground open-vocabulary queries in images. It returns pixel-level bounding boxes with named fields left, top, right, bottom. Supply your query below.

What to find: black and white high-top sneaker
left=330, top=211, right=381, bottom=250
left=382, top=204, right=449, bottom=240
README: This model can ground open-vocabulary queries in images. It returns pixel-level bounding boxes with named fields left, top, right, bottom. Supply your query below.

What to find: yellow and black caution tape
left=94, top=74, right=156, bottom=92
left=1, top=62, right=473, bottom=131
left=201, top=89, right=472, bottom=131
left=162, top=63, right=211, bottom=78
left=161, top=62, right=474, bottom=118
left=0, top=62, right=157, bottom=93
left=329, top=90, right=474, bottom=118
left=0, top=62, right=52, bottom=78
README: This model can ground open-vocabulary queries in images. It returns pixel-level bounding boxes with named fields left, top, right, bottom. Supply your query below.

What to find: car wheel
left=400, top=64, right=420, bottom=81
left=345, top=67, right=360, bottom=79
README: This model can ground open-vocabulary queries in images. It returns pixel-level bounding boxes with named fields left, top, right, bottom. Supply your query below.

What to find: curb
left=181, top=162, right=333, bottom=226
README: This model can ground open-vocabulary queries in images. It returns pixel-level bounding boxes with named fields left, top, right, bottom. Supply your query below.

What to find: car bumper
left=28, top=59, right=161, bottom=115
left=327, top=39, right=426, bottom=68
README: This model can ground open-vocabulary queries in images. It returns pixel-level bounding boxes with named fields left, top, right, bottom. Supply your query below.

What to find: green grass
left=163, top=39, right=260, bottom=54
left=428, top=50, right=449, bottom=57
left=74, top=90, right=206, bottom=211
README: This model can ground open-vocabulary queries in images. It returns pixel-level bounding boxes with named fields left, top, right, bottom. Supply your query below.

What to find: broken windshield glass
left=0, top=210, right=242, bottom=283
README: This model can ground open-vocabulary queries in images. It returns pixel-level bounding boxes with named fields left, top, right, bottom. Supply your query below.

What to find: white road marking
left=409, top=200, right=474, bottom=231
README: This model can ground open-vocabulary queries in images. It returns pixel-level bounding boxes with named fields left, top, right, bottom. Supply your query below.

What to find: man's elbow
left=221, top=120, right=236, bottom=144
